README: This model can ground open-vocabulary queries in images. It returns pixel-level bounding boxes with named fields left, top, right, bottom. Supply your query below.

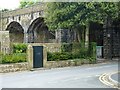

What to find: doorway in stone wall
left=89, top=22, right=104, bottom=59
left=33, top=46, right=43, bottom=68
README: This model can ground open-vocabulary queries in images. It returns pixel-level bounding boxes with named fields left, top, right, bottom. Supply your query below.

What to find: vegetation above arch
left=44, top=2, right=119, bottom=30
left=19, top=0, right=41, bottom=8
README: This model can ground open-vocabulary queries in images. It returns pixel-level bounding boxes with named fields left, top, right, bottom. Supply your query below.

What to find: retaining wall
left=0, top=62, right=29, bottom=73
left=0, top=59, right=92, bottom=73
left=45, top=59, right=90, bottom=68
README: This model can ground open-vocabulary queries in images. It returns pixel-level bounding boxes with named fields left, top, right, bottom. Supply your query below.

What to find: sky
left=0, top=0, right=119, bottom=10
left=0, top=0, right=20, bottom=10
left=0, top=0, right=43, bottom=10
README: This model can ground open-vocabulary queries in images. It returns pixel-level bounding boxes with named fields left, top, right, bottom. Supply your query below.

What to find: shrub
left=47, top=52, right=60, bottom=61
left=88, top=57, right=96, bottom=64
left=12, top=53, right=27, bottom=63
left=47, top=42, right=96, bottom=62
left=60, top=52, right=73, bottom=60
left=88, top=42, right=96, bottom=57
left=0, top=52, right=3, bottom=62
left=61, top=43, right=72, bottom=52
left=13, top=43, right=27, bottom=53
left=71, top=42, right=88, bottom=59
left=72, top=43, right=88, bottom=59
left=47, top=52, right=73, bottom=61
left=87, top=42, right=97, bottom=63
left=2, top=53, right=27, bottom=64
left=71, top=42, right=80, bottom=53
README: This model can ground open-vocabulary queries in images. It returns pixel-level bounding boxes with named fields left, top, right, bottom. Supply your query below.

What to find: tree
left=44, top=2, right=119, bottom=30
left=19, top=0, right=39, bottom=8
left=44, top=2, right=119, bottom=43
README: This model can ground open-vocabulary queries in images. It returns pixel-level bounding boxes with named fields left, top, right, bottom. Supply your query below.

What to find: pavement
left=0, top=61, right=119, bottom=88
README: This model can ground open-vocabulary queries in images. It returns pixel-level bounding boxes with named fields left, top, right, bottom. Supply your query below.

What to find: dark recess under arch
left=6, top=21, right=24, bottom=43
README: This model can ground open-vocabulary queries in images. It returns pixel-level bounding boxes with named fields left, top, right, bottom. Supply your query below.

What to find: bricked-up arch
left=89, top=22, right=103, bottom=46
left=103, top=18, right=120, bottom=59
left=111, top=19, right=120, bottom=58
left=28, top=17, right=55, bottom=43
left=6, top=21, right=24, bottom=43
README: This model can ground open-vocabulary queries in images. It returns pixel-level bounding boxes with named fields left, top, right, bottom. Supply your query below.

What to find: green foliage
left=45, top=2, right=119, bottom=30
left=13, top=43, right=27, bottom=53
left=0, top=52, right=3, bottom=64
left=71, top=42, right=88, bottom=59
left=47, top=43, right=85, bottom=61
left=72, top=48, right=88, bottom=59
left=47, top=42, right=96, bottom=63
left=1, top=53, right=27, bottom=64
left=88, top=57, right=96, bottom=64
left=61, top=43, right=72, bottom=52
left=47, top=52, right=72, bottom=61
left=0, top=43, right=28, bottom=64
left=87, top=42, right=97, bottom=64
left=19, top=0, right=39, bottom=8
left=88, top=42, right=97, bottom=57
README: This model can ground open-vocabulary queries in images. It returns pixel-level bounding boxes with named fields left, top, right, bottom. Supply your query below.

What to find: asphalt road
left=111, top=72, right=120, bottom=83
left=0, top=61, right=119, bottom=88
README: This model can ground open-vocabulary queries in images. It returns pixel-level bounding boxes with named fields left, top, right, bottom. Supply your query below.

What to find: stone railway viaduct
left=0, top=3, right=51, bottom=43
left=0, top=3, right=120, bottom=59
left=0, top=3, right=77, bottom=53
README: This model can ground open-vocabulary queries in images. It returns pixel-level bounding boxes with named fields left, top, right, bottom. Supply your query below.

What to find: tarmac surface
left=111, top=72, right=120, bottom=83
left=0, top=61, right=119, bottom=88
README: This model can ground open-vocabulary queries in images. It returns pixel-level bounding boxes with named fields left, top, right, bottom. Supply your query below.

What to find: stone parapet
left=1, top=3, right=45, bottom=18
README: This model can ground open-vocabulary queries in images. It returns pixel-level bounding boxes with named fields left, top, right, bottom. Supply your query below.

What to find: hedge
left=47, top=42, right=97, bottom=64
left=0, top=53, right=27, bottom=64
left=12, top=43, right=27, bottom=53
left=47, top=52, right=73, bottom=61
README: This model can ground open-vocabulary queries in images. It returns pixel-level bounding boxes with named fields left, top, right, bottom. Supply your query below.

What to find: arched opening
left=89, top=22, right=103, bottom=46
left=111, top=19, right=120, bottom=58
left=27, top=17, right=55, bottom=43
left=6, top=21, right=24, bottom=43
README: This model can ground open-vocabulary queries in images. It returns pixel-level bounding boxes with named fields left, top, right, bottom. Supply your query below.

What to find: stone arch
left=28, top=17, right=55, bottom=43
left=89, top=22, right=103, bottom=46
left=6, top=21, right=24, bottom=43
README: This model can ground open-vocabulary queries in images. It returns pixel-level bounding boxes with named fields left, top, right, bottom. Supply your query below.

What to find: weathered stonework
left=45, top=59, right=90, bottom=68
left=27, top=43, right=61, bottom=70
left=0, top=3, right=46, bottom=44
left=0, top=59, right=91, bottom=73
left=0, top=31, right=10, bottom=54
left=103, top=18, right=120, bottom=59
left=0, top=62, right=29, bottom=73
left=56, top=29, right=76, bottom=43
left=0, top=3, right=119, bottom=61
